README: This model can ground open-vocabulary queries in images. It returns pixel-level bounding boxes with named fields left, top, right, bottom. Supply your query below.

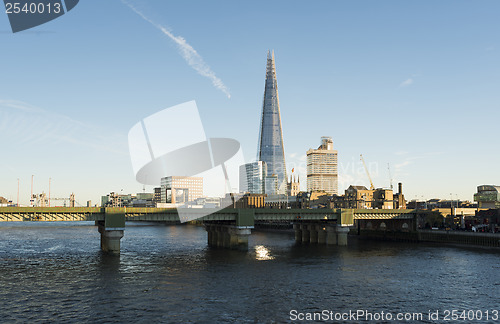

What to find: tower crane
left=360, top=154, right=375, bottom=190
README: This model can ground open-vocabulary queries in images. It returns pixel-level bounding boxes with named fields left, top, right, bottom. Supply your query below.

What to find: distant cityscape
left=1, top=51, right=499, bottom=232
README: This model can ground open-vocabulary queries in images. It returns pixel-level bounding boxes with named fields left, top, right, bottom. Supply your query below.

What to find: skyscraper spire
left=258, top=50, right=287, bottom=194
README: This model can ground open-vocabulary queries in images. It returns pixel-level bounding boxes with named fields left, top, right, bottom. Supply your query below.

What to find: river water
left=0, top=222, right=498, bottom=323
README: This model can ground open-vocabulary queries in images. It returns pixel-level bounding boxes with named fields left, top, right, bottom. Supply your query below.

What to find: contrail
left=0, top=99, right=128, bottom=155
left=122, top=0, right=231, bottom=99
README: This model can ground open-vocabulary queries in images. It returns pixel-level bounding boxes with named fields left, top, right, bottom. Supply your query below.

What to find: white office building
left=160, top=176, right=203, bottom=204
left=306, top=136, right=338, bottom=195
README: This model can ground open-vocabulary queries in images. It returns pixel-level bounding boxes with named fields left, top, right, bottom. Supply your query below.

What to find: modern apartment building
left=160, top=176, right=203, bottom=204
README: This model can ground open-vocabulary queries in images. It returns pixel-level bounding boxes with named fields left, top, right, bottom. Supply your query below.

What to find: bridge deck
left=0, top=207, right=416, bottom=224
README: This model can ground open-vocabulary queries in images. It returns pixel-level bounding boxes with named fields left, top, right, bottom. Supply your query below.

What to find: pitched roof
left=349, top=185, right=368, bottom=191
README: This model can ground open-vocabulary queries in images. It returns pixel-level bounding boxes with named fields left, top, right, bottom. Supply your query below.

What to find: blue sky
left=1, top=0, right=499, bottom=206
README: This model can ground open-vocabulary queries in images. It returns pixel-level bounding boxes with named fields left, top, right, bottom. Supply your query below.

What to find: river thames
left=0, top=222, right=498, bottom=323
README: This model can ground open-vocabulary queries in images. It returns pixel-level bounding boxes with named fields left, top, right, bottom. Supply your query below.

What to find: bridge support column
left=326, top=225, right=337, bottom=245
left=205, top=224, right=252, bottom=250
left=309, top=224, right=319, bottom=243
left=206, top=225, right=215, bottom=246
left=98, top=225, right=124, bottom=255
left=98, top=208, right=125, bottom=255
left=223, top=230, right=231, bottom=248
left=301, top=224, right=310, bottom=243
left=336, top=226, right=349, bottom=246
left=217, top=226, right=225, bottom=247
left=215, top=227, right=223, bottom=247
left=208, top=226, right=216, bottom=246
left=293, top=224, right=302, bottom=243
left=227, top=226, right=252, bottom=251
left=318, top=225, right=326, bottom=244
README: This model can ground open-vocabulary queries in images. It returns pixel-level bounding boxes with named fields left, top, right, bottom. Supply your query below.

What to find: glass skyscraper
left=257, top=50, right=287, bottom=195
left=239, top=161, right=267, bottom=194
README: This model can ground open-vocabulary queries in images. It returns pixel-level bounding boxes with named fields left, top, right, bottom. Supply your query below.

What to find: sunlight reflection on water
left=255, top=245, right=274, bottom=261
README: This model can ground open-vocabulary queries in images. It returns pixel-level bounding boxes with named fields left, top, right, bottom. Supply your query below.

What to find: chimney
left=398, top=182, right=403, bottom=194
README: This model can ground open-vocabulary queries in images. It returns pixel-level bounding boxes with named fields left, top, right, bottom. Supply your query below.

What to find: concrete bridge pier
left=207, top=227, right=213, bottom=246
left=295, top=223, right=340, bottom=245
left=325, top=224, right=350, bottom=246
left=294, top=224, right=302, bottom=243
left=212, top=226, right=221, bottom=247
left=227, top=226, right=252, bottom=251
left=309, top=224, right=319, bottom=243
left=217, top=226, right=225, bottom=247
left=98, top=225, right=124, bottom=255
left=222, top=229, right=231, bottom=248
left=97, top=208, right=126, bottom=255
left=317, top=225, right=326, bottom=244
left=206, top=224, right=215, bottom=246
left=336, top=226, right=350, bottom=246
left=205, top=224, right=252, bottom=250
left=301, top=224, right=310, bottom=243
left=326, top=225, right=337, bottom=245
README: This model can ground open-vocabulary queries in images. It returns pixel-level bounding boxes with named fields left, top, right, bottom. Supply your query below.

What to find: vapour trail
left=0, top=99, right=127, bottom=155
left=122, top=0, right=231, bottom=99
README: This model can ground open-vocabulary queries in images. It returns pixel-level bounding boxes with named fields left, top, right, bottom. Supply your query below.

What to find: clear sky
left=1, top=0, right=499, bottom=206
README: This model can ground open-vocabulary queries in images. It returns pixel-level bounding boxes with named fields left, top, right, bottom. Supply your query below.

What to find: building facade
left=287, top=175, right=300, bottom=196
left=160, top=176, right=203, bottom=204
left=344, top=185, right=374, bottom=209
left=257, top=50, right=287, bottom=195
left=0, top=196, right=11, bottom=207
left=372, top=188, right=394, bottom=209
left=306, top=136, right=338, bottom=195
left=264, top=175, right=279, bottom=196
left=474, top=185, right=500, bottom=209
left=235, top=193, right=266, bottom=209
left=153, top=187, right=162, bottom=204
left=239, top=161, right=267, bottom=194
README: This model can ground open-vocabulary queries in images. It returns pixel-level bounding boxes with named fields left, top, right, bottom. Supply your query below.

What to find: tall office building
left=257, top=50, right=287, bottom=194
left=307, top=136, right=338, bottom=195
left=239, top=161, right=267, bottom=194
left=265, top=175, right=279, bottom=196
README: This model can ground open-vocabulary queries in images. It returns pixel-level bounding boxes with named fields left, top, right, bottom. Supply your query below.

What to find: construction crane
left=387, top=163, right=393, bottom=190
left=360, top=154, right=375, bottom=190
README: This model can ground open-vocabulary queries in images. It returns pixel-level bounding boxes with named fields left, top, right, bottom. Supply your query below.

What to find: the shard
left=257, top=50, right=287, bottom=195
